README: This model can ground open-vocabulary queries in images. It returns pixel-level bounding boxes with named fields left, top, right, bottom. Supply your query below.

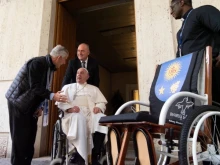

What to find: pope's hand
left=67, top=106, right=80, bottom=113
left=93, top=107, right=101, bottom=114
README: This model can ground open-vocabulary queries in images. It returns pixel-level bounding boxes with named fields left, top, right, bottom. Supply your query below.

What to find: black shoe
left=69, top=152, right=78, bottom=164
left=69, top=152, right=85, bottom=165
left=92, top=160, right=101, bottom=165
left=92, top=155, right=101, bottom=165
left=77, top=153, right=85, bottom=165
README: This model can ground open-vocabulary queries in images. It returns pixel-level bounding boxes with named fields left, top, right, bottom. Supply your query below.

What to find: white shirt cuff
left=50, top=93, right=54, bottom=100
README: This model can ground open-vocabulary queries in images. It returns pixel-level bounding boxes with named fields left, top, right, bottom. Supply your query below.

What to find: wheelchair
left=50, top=110, right=68, bottom=165
left=50, top=109, right=108, bottom=165
left=99, top=46, right=220, bottom=165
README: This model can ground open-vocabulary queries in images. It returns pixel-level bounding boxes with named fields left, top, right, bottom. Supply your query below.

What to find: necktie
left=82, top=61, right=86, bottom=68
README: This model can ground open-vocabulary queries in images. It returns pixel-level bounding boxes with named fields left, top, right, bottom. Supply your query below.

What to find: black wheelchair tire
left=51, top=122, right=59, bottom=160
left=179, top=105, right=220, bottom=165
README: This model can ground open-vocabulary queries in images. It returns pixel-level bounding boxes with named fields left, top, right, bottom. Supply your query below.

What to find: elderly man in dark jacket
left=5, top=45, right=69, bottom=165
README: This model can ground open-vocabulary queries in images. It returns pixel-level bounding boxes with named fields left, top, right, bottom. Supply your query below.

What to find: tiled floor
left=0, top=157, right=51, bottom=165
left=0, top=141, right=137, bottom=165
left=0, top=156, right=136, bottom=165
left=0, top=134, right=9, bottom=159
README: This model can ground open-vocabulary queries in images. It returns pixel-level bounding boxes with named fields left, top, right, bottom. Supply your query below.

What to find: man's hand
left=215, top=55, right=220, bottom=68
left=33, top=108, right=43, bottom=118
left=53, top=91, right=68, bottom=102
left=67, top=106, right=80, bottom=113
left=93, top=107, right=101, bottom=114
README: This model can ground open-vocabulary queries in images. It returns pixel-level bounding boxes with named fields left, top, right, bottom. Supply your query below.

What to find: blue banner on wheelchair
left=149, top=49, right=204, bottom=125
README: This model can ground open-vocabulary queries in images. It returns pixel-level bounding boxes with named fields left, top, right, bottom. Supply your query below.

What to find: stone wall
left=0, top=0, right=55, bottom=157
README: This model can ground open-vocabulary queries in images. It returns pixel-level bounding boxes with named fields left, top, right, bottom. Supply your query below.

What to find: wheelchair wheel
left=51, top=121, right=67, bottom=163
left=179, top=105, right=220, bottom=165
left=50, top=158, right=62, bottom=165
left=98, top=143, right=107, bottom=165
left=51, top=122, right=60, bottom=160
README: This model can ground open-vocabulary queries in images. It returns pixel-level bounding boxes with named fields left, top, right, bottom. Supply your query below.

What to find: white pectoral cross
left=72, top=84, right=87, bottom=100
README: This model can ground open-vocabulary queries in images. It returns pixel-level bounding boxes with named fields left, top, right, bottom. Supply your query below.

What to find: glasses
left=170, top=1, right=180, bottom=11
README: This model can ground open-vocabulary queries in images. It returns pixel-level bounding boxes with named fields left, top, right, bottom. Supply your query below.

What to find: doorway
left=48, top=0, right=138, bottom=154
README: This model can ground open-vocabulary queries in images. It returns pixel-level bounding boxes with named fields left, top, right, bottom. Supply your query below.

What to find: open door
left=47, top=0, right=128, bottom=155
left=47, top=1, right=76, bottom=154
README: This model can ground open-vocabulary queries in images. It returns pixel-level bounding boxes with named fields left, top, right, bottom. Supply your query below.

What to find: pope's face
left=76, top=68, right=89, bottom=84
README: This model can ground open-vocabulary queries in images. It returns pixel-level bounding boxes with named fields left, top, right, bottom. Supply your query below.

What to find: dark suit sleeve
left=199, top=6, right=220, bottom=33
left=213, top=33, right=220, bottom=58
left=176, top=30, right=181, bottom=57
left=93, top=64, right=100, bottom=87
left=62, top=60, right=74, bottom=87
left=28, top=59, right=51, bottom=99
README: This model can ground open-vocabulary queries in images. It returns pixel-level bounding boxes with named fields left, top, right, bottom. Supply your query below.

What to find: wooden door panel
left=47, top=2, right=76, bottom=154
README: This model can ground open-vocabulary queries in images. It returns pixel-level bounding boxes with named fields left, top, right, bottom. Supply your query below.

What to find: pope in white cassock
left=56, top=68, right=108, bottom=165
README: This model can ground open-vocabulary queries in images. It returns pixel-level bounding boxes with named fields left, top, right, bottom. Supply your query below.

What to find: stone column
left=134, top=0, right=178, bottom=110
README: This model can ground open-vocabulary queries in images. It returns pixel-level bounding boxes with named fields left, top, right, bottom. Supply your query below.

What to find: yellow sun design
left=165, top=62, right=181, bottom=80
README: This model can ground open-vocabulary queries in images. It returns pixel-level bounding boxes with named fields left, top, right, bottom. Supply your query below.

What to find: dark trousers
left=205, top=67, right=220, bottom=165
left=212, top=66, right=220, bottom=104
left=92, top=132, right=106, bottom=164
left=8, top=101, right=38, bottom=165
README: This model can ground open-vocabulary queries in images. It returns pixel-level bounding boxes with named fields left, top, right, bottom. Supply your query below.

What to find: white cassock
left=56, top=82, right=108, bottom=165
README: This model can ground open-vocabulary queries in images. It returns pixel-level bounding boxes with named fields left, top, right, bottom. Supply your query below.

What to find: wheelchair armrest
left=213, top=100, right=220, bottom=107
left=114, top=100, right=150, bottom=115
left=58, top=109, right=64, bottom=118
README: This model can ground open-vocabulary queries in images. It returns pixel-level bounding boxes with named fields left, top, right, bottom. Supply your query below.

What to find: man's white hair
left=50, top=45, right=69, bottom=57
left=80, top=67, right=89, bottom=75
